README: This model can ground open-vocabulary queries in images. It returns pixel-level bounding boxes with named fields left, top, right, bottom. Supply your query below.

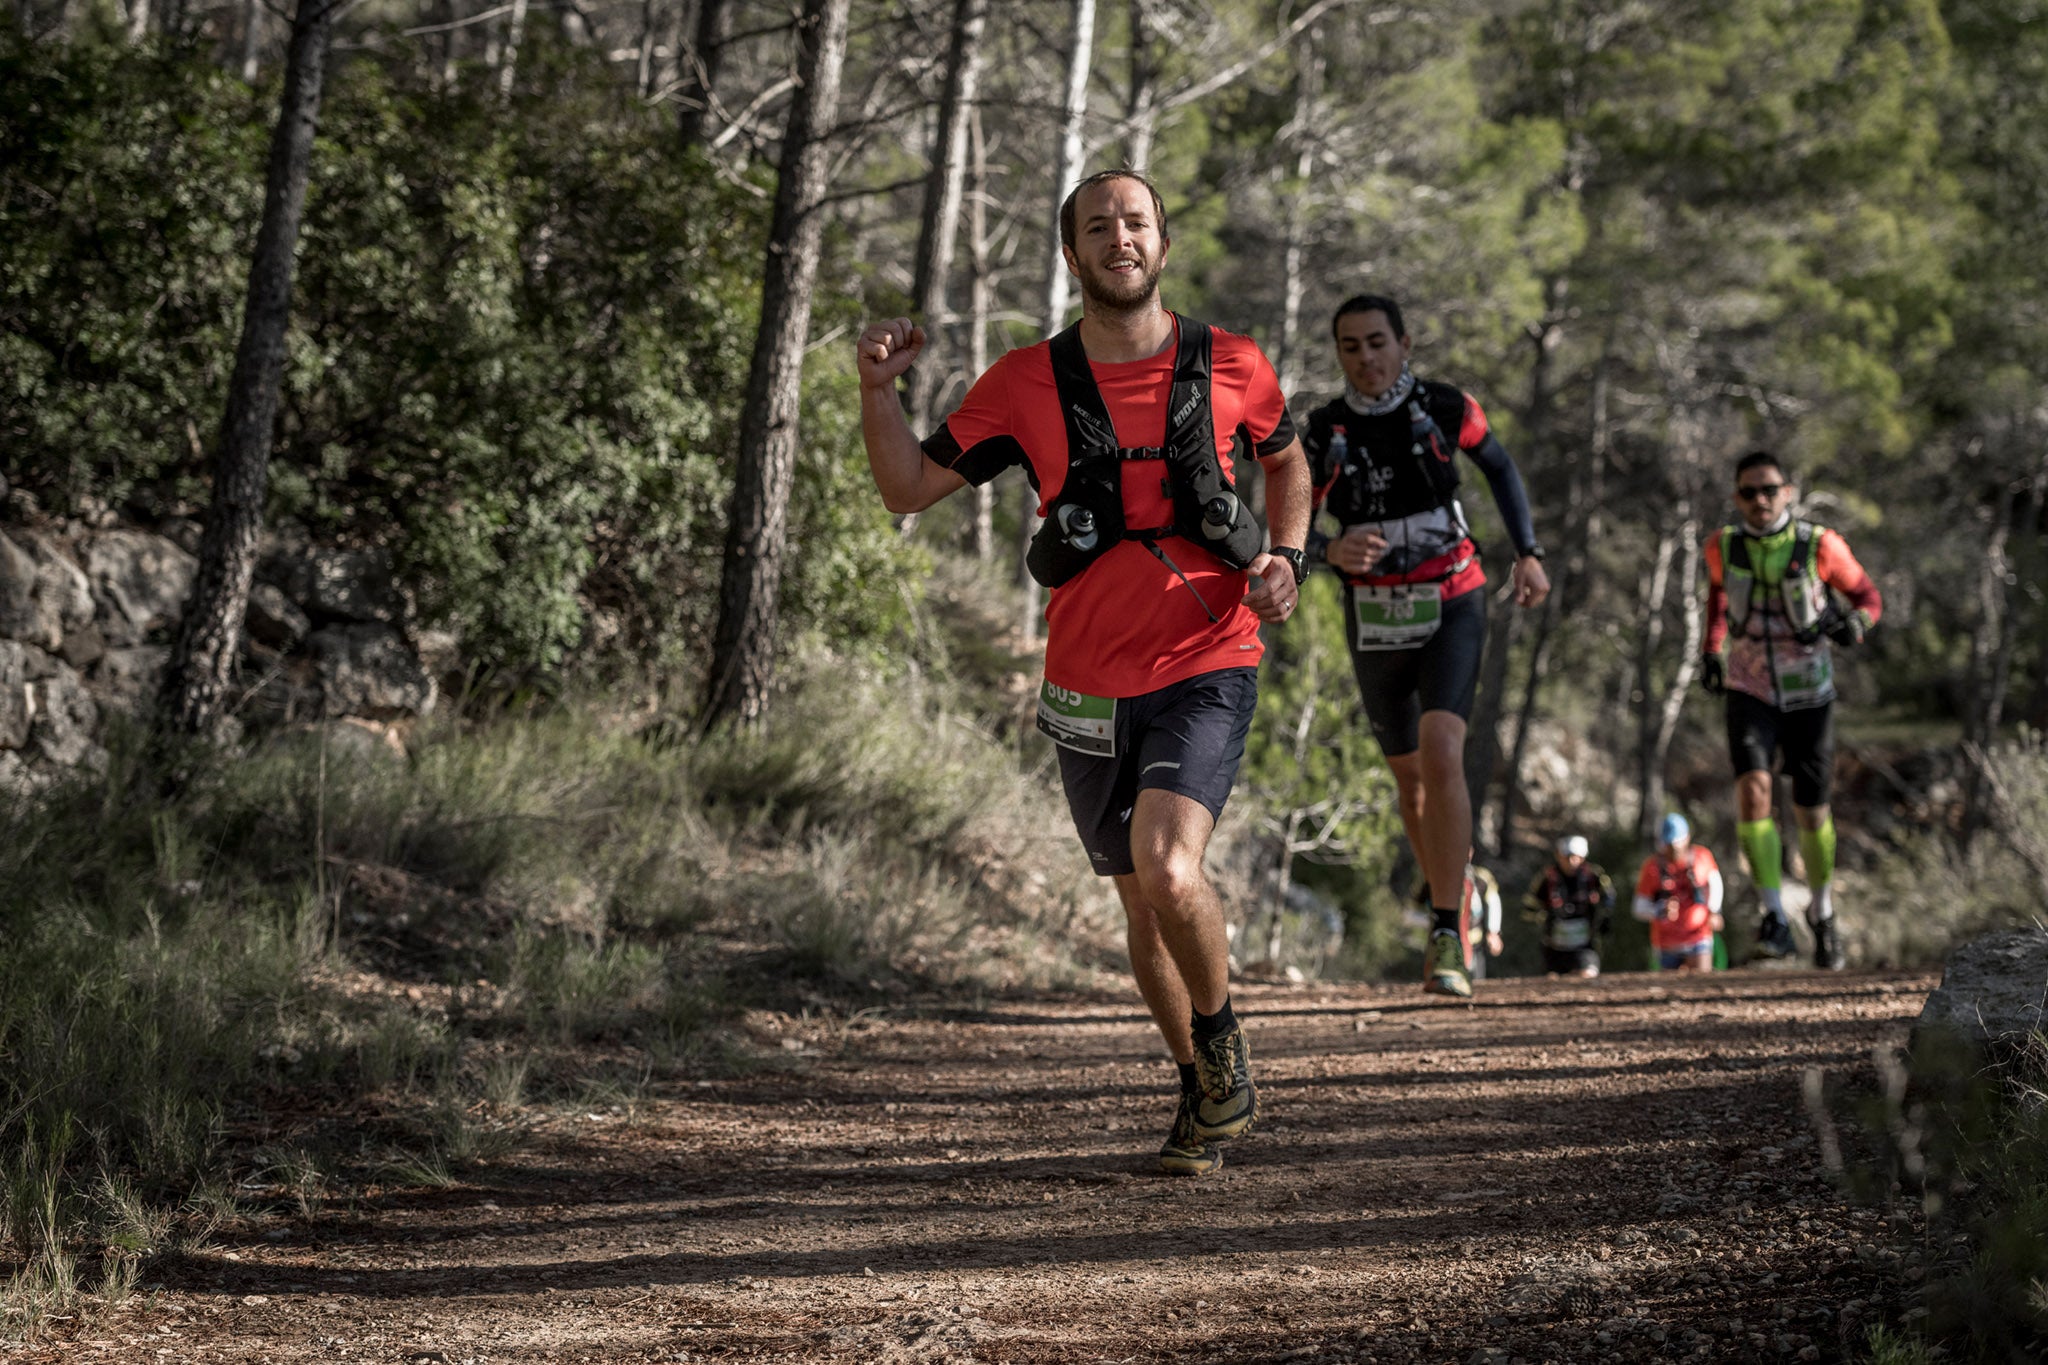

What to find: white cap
left=1557, top=835, right=1589, bottom=858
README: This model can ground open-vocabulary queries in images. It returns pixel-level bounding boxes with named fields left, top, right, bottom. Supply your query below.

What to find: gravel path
left=23, top=967, right=1935, bottom=1364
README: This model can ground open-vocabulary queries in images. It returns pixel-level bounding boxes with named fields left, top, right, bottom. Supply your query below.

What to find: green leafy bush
left=0, top=35, right=915, bottom=671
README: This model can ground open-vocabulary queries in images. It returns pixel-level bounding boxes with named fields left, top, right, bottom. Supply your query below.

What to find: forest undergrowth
left=0, top=647, right=1129, bottom=1339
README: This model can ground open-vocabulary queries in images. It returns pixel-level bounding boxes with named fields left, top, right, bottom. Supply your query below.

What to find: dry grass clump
left=0, top=655, right=1123, bottom=1337
left=1840, top=735, right=2048, bottom=968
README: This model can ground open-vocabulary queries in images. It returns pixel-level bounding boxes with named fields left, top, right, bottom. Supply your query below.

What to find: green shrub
left=0, top=34, right=918, bottom=672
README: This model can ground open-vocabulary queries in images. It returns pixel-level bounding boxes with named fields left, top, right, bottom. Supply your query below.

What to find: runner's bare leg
left=1116, top=880, right=1195, bottom=1064
left=1115, top=788, right=1231, bottom=1054
left=1386, top=711, right=1471, bottom=911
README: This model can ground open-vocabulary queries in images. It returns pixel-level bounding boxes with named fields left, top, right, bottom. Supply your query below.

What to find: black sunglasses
left=1737, top=483, right=1785, bottom=501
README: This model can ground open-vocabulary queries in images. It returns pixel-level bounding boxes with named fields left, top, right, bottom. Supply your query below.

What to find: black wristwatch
left=1271, top=546, right=1308, bottom=586
left=1518, top=544, right=1546, bottom=562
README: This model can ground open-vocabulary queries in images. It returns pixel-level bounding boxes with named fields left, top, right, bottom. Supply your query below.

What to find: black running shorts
left=1725, top=689, right=1835, bottom=808
left=1053, top=667, right=1258, bottom=878
left=1343, top=583, right=1487, bottom=757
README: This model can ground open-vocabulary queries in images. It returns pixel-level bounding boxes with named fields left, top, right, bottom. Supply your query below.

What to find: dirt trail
left=25, top=968, right=1935, bottom=1364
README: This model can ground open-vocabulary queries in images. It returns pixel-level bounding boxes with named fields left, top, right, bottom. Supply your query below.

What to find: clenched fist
left=857, top=318, right=926, bottom=391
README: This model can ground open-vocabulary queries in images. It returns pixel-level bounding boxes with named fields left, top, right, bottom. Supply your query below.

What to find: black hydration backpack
left=1025, top=316, right=1264, bottom=600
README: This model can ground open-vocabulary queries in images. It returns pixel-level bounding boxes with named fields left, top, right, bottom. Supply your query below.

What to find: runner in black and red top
left=859, top=171, right=1312, bottom=1177
left=1300, top=295, right=1549, bottom=1000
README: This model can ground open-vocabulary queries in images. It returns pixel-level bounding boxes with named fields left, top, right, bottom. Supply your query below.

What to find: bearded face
left=1074, top=236, right=1166, bottom=311
left=1065, top=178, right=1169, bottom=315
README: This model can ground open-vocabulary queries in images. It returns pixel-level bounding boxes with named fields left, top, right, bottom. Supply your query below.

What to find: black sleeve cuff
left=921, top=426, right=1027, bottom=488
left=1253, top=408, right=1298, bottom=458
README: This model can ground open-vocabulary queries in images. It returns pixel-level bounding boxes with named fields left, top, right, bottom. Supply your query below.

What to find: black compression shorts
left=1052, top=667, right=1258, bottom=878
left=1343, top=584, right=1487, bottom=757
left=1725, top=690, right=1835, bottom=808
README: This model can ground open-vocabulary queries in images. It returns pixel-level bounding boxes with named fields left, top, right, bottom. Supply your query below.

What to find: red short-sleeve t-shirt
left=1634, top=846, right=1721, bottom=951
left=921, top=317, right=1296, bottom=699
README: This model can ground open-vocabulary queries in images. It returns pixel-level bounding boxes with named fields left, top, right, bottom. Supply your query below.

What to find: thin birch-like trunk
left=240, top=0, right=262, bottom=81
left=967, top=105, right=994, bottom=563
left=496, top=0, right=528, bottom=98
left=1021, top=0, right=1096, bottom=646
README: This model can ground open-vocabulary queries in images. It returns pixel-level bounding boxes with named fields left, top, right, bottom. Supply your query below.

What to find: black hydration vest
left=1311, top=380, right=1466, bottom=527
left=1024, top=316, right=1264, bottom=591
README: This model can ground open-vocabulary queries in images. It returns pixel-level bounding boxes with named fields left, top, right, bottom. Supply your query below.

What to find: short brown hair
left=1059, top=170, right=1169, bottom=253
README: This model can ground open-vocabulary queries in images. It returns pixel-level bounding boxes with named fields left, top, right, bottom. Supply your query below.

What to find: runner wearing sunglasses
left=1701, top=451, right=1883, bottom=969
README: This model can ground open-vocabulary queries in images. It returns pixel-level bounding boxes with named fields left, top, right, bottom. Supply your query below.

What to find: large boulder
left=84, top=529, right=197, bottom=647
left=0, top=529, right=94, bottom=652
left=1917, top=928, right=2048, bottom=1049
left=308, top=624, right=434, bottom=718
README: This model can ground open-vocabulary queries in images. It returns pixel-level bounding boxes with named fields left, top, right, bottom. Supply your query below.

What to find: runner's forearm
left=1464, top=433, right=1538, bottom=556
left=863, top=385, right=950, bottom=513
left=1259, top=439, right=1313, bottom=551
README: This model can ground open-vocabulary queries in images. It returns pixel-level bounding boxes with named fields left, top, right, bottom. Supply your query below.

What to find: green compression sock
left=1738, top=819, right=1784, bottom=913
left=1799, top=817, right=1837, bottom=893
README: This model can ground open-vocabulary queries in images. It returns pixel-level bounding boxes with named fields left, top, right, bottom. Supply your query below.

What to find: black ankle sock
left=1431, top=907, right=1461, bottom=936
left=1190, top=996, right=1236, bottom=1043
left=1177, top=1061, right=1199, bottom=1096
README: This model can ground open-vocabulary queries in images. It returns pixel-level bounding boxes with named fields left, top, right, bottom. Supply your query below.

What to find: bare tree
left=1019, top=0, right=1096, bottom=646
left=905, top=0, right=989, bottom=432
left=676, top=0, right=733, bottom=148
left=162, top=0, right=350, bottom=738
left=700, top=0, right=852, bottom=729
left=496, top=0, right=529, bottom=97
left=966, top=103, right=995, bottom=561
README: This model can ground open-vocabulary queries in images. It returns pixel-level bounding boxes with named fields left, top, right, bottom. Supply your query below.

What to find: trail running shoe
left=1423, top=930, right=1473, bottom=999
left=1158, top=1092, right=1224, bottom=1176
left=1190, top=1022, right=1256, bottom=1141
left=1752, top=912, right=1798, bottom=962
left=1812, top=917, right=1846, bottom=971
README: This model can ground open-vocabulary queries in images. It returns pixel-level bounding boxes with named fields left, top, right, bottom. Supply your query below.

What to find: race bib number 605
left=1036, top=680, right=1117, bottom=756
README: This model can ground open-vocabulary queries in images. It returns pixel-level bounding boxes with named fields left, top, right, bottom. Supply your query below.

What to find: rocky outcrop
left=84, top=529, right=198, bottom=647
left=0, top=513, right=444, bottom=793
left=1917, top=928, right=2048, bottom=1050
left=0, top=528, right=94, bottom=652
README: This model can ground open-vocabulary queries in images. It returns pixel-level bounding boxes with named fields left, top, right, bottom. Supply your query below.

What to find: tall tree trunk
left=436, top=0, right=458, bottom=90
left=676, top=0, right=732, bottom=148
left=636, top=0, right=657, bottom=98
left=966, top=104, right=994, bottom=563
left=1020, top=0, right=1095, bottom=646
left=496, top=0, right=528, bottom=98
left=905, top=0, right=988, bottom=433
left=162, top=0, right=342, bottom=738
left=1496, top=593, right=1557, bottom=852
left=1644, top=498, right=1703, bottom=825
left=1488, top=279, right=1568, bottom=852
left=1631, top=519, right=1679, bottom=836
left=1274, top=33, right=1319, bottom=400
left=1961, top=464, right=2037, bottom=842
left=240, top=0, right=262, bottom=80
left=1463, top=600, right=1521, bottom=850
left=126, top=0, right=151, bottom=43
left=1123, top=0, right=1157, bottom=169
left=700, top=0, right=851, bottom=730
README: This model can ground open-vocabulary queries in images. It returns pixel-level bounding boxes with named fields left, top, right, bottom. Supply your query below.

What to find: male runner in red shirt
left=859, top=170, right=1311, bottom=1176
